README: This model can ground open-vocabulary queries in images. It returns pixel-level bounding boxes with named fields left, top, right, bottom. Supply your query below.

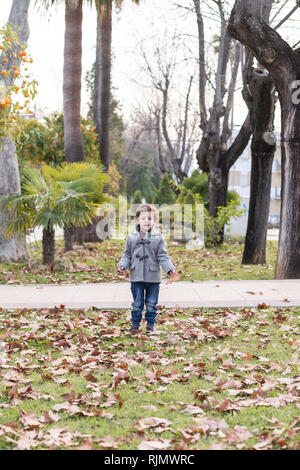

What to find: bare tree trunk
left=229, top=0, right=300, bottom=278
left=208, top=164, right=229, bottom=245
left=96, top=1, right=112, bottom=169
left=93, top=15, right=101, bottom=146
left=179, top=75, right=193, bottom=178
left=42, top=227, right=55, bottom=266
left=0, top=0, right=31, bottom=263
left=192, top=0, right=207, bottom=130
left=242, top=68, right=276, bottom=265
left=63, top=0, right=84, bottom=162
left=64, top=226, right=74, bottom=252
left=0, top=139, right=28, bottom=262
left=4, top=0, right=31, bottom=87
left=63, top=0, right=84, bottom=251
left=161, top=86, right=177, bottom=175
left=154, top=110, right=167, bottom=173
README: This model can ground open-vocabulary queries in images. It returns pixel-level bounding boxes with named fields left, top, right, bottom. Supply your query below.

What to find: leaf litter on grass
left=0, top=238, right=278, bottom=285
left=0, top=303, right=299, bottom=450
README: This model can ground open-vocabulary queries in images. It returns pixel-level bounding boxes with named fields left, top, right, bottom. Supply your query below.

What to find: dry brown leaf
left=137, top=417, right=172, bottom=431
left=138, top=439, right=171, bottom=450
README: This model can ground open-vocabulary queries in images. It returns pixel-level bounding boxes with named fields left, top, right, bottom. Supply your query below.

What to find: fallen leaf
left=138, top=439, right=171, bottom=450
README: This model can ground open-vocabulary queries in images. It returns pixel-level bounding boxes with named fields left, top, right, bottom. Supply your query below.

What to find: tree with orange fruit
left=0, top=0, right=37, bottom=263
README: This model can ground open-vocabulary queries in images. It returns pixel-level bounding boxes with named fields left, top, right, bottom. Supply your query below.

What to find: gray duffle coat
left=117, top=225, right=175, bottom=283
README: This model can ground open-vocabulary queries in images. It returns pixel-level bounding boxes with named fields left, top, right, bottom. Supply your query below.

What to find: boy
left=117, top=204, right=176, bottom=335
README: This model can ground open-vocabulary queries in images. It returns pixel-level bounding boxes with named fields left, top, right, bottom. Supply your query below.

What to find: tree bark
left=0, top=139, right=28, bottom=262
left=96, top=1, right=112, bottom=169
left=73, top=217, right=105, bottom=243
left=64, top=225, right=74, bottom=252
left=229, top=0, right=300, bottom=278
left=207, top=164, right=229, bottom=245
left=63, top=0, right=84, bottom=162
left=192, top=0, right=207, bottom=131
left=154, top=109, right=168, bottom=174
left=3, top=0, right=31, bottom=87
left=242, top=68, right=276, bottom=265
left=42, top=227, right=55, bottom=266
left=93, top=14, right=101, bottom=147
left=0, top=0, right=31, bottom=263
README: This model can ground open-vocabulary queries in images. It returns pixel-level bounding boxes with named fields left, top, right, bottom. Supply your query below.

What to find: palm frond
left=59, top=177, right=99, bottom=195
left=42, top=162, right=109, bottom=184
left=4, top=212, right=33, bottom=238
left=35, top=208, right=66, bottom=231
left=0, top=194, right=36, bottom=236
left=22, top=167, right=49, bottom=196
left=40, top=165, right=61, bottom=181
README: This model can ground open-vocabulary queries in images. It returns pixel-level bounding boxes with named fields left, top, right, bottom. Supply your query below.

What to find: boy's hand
left=117, top=266, right=125, bottom=273
left=166, top=269, right=178, bottom=284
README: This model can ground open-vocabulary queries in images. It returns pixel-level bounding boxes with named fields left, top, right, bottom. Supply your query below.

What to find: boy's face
left=138, top=211, right=155, bottom=232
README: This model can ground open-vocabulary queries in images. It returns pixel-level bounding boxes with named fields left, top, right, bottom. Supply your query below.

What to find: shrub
left=153, top=174, right=177, bottom=205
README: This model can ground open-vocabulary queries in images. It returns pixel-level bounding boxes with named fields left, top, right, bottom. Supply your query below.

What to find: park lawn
left=0, top=237, right=278, bottom=285
left=0, top=304, right=299, bottom=450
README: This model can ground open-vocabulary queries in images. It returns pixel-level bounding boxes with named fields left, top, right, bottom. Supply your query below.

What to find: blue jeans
left=130, top=282, right=160, bottom=327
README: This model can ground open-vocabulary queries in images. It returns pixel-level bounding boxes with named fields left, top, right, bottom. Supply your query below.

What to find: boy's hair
left=134, top=204, right=159, bottom=223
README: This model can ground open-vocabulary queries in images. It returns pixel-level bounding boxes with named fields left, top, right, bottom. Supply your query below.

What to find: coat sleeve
left=156, top=236, right=175, bottom=274
left=117, top=237, right=132, bottom=270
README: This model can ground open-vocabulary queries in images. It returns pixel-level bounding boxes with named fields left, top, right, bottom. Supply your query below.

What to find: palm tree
left=43, top=161, right=110, bottom=251
left=63, top=0, right=85, bottom=162
left=0, top=163, right=109, bottom=265
left=40, top=0, right=85, bottom=162
left=93, top=0, right=112, bottom=169
left=93, top=0, right=140, bottom=169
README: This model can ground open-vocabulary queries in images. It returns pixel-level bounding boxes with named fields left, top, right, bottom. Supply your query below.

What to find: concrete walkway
left=0, top=280, right=299, bottom=309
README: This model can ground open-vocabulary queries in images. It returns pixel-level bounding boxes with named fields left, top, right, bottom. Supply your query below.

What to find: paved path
left=0, top=280, right=299, bottom=309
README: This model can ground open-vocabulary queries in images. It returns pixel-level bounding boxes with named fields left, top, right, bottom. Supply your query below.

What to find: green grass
left=0, top=304, right=299, bottom=450
left=0, top=237, right=278, bottom=285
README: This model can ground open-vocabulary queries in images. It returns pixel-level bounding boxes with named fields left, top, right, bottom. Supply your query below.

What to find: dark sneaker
left=146, top=324, right=154, bottom=335
left=128, top=325, right=140, bottom=334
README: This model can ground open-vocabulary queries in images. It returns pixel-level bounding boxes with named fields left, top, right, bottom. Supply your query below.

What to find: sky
left=0, top=0, right=299, bottom=129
